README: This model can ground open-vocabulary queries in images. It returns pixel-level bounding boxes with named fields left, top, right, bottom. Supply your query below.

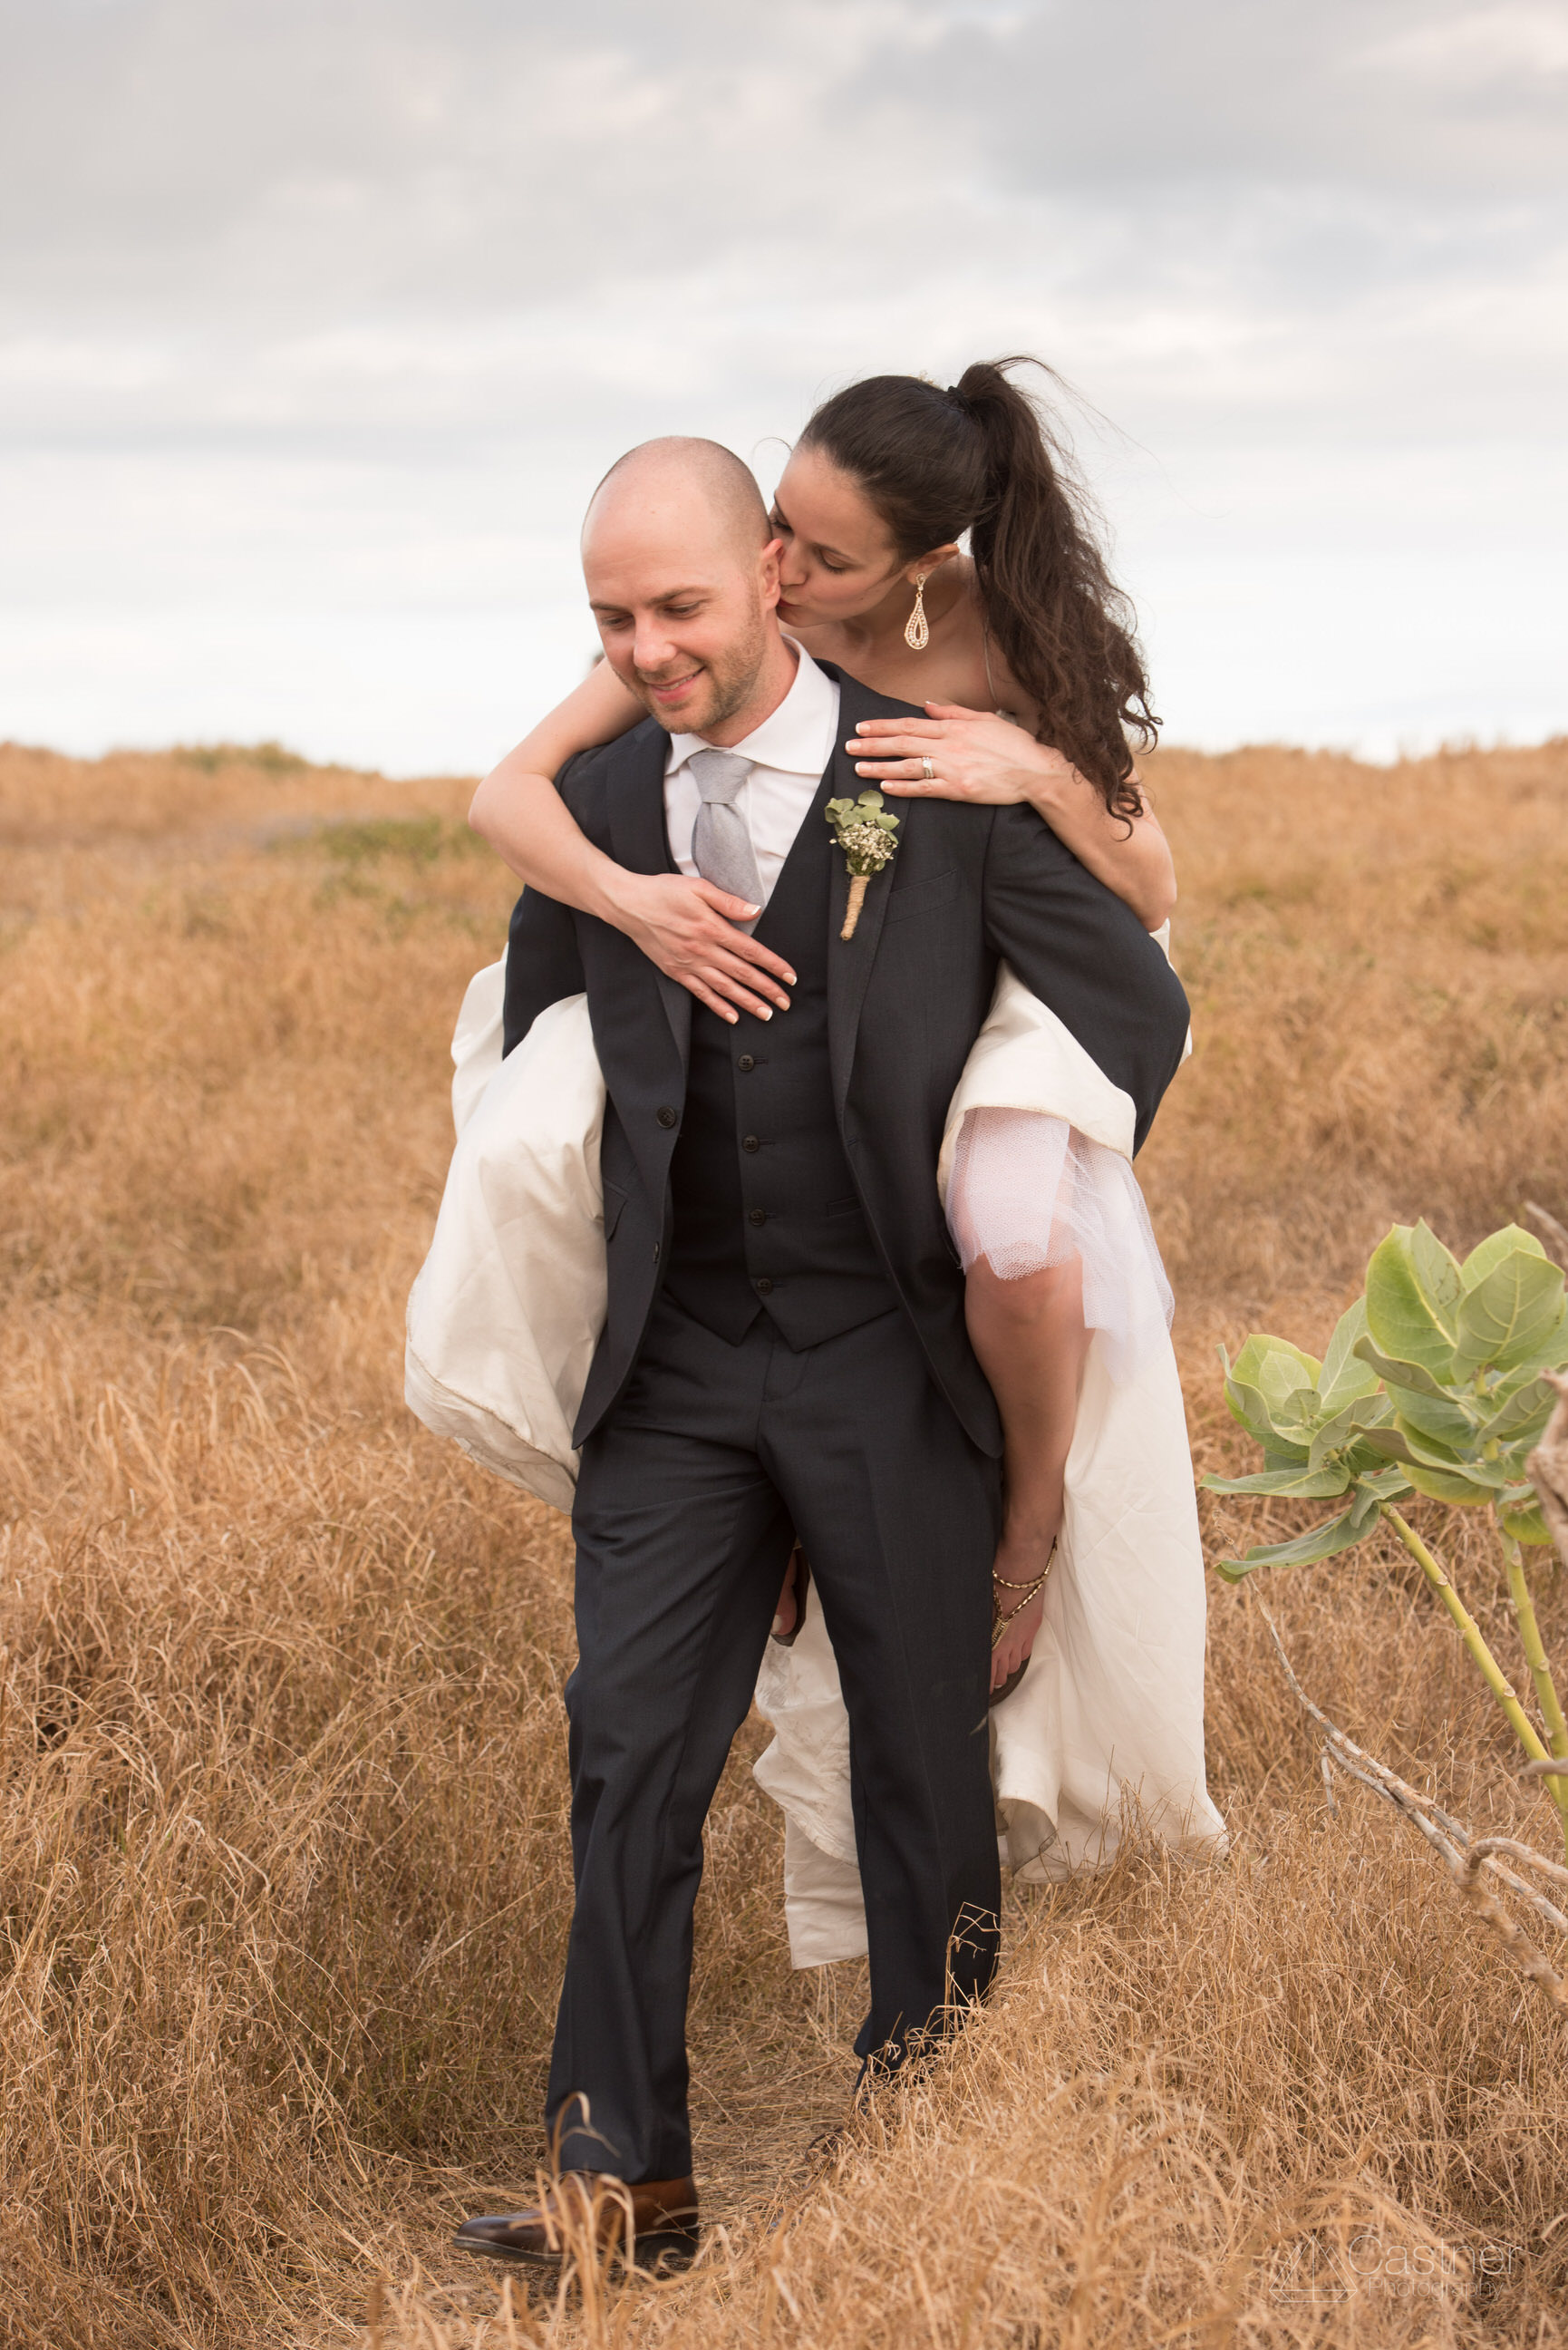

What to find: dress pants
left=547, top=1290, right=1002, bottom=2182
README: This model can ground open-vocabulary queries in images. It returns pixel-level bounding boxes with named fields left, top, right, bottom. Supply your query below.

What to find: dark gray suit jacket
left=502, top=666, right=1190, bottom=1456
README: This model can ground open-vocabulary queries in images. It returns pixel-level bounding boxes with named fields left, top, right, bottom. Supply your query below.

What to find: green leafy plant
left=1205, top=1220, right=1568, bottom=1856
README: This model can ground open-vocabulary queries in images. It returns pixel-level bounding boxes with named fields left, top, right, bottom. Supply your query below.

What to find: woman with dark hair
left=472, top=359, right=1176, bottom=1023
left=441, top=362, right=1222, bottom=1926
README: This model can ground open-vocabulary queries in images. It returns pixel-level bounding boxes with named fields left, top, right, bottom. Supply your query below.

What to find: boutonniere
left=826, top=791, right=900, bottom=940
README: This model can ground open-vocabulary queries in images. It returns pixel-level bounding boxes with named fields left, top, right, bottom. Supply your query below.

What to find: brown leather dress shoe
left=453, top=2170, right=699, bottom=2272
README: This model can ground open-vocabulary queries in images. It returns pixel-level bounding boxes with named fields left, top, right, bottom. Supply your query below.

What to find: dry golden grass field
left=2, top=733, right=1567, bottom=2349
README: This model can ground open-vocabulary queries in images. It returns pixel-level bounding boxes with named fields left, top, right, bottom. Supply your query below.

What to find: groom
left=456, top=439, right=1189, bottom=2269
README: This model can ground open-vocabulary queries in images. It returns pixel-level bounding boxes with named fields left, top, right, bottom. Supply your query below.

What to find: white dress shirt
left=664, top=648, right=841, bottom=908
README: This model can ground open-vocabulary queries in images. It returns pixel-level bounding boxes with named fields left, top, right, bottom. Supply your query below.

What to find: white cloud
left=2, top=0, right=1565, bottom=766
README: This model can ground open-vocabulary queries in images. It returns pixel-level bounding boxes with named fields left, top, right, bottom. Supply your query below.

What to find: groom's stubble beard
left=630, top=588, right=771, bottom=739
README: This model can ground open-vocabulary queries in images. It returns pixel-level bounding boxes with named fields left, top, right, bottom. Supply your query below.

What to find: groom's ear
left=758, top=534, right=785, bottom=612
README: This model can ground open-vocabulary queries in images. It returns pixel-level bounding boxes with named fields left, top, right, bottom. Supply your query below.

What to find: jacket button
left=741, top=1134, right=760, bottom=1152
left=754, top=1277, right=773, bottom=1295
left=748, top=1208, right=766, bottom=1226
left=656, top=1106, right=677, bottom=1129
left=737, top=1054, right=755, bottom=1072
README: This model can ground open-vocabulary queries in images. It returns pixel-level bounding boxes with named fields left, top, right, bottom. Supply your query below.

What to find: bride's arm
left=469, top=663, right=795, bottom=1023
left=847, top=700, right=1177, bottom=932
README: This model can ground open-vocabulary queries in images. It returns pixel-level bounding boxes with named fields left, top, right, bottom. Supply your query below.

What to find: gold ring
left=921, top=757, right=935, bottom=781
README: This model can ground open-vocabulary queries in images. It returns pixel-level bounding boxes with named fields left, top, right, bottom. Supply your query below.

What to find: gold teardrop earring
left=904, top=571, right=930, bottom=652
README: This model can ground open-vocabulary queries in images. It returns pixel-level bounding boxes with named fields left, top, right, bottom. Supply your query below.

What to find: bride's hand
left=604, top=869, right=796, bottom=1024
left=847, top=702, right=1081, bottom=806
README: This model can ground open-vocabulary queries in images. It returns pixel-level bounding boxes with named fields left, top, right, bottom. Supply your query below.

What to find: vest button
left=656, top=1106, right=678, bottom=1129
left=748, top=1208, right=766, bottom=1226
left=737, top=1054, right=755, bottom=1073
left=741, top=1134, right=760, bottom=1153
left=754, top=1277, right=773, bottom=1295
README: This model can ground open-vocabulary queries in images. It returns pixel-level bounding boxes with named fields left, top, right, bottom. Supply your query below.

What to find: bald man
left=458, top=440, right=1190, bottom=2270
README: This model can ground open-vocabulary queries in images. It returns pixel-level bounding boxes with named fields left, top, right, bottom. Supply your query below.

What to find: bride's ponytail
left=799, top=359, right=1156, bottom=818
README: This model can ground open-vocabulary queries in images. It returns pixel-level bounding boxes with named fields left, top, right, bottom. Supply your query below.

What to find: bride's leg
left=770, top=1540, right=807, bottom=1642
left=964, top=1251, right=1091, bottom=1694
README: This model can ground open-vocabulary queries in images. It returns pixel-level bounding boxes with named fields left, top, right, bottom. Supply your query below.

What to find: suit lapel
left=827, top=672, right=902, bottom=1115
left=606, top=722, right=691, bottom=1072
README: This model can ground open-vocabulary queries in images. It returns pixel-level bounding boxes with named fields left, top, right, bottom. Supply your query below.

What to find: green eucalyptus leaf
left=1203, top=1463, right=1353, bottom=1499
left=1350, top=1336, right=1451, bottom=1401
left=1318, top=1298, right=1381, bottom=1410
left=857, top=790, right=885, bottom=809
left=1460, top=1225, right=1546, bottom=1289
left=1212, top=1504, right=1374, bottom=1582
left=1454, top=1249, right=1565, bottom=1374
left=1365, top=1225, right=1460, bottom=1377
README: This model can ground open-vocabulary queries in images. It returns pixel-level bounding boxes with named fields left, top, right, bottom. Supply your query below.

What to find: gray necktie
left=688, top=747, right=764, bottom=914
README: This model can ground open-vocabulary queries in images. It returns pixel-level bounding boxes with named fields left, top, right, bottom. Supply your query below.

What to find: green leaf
left=1391, top=1419, right=1511, bottom=1485
left=1224, top=1380, right=1311, bottom=1459
left=1477, top=1375, right=1557, bottom=1448
left=1212, top=1504, right=1376, bottom=1581
left=1345, top=1437, right=1408, bottom=1478
left=1318, top=1298, right=1381, bottom=1411
left=1497, top=1488, right=1556, bottom=1547
left=1389, top=1384, right=1476, bottom=1449
left=857, top=790, right=885, bottom=809
left=1365, top=1225, right=1460, bottom=1376
left=1460, top=1225, right=1546, bottom=1289
left=1405, top=1459, right=1501, bottom=1505
left=1455, top=1250, right=1566, bottom=1374
left=1203, top=1463, right=1353, bottom=1499
left=1413, top=1221, right=1464, bottom=1324
left=1359, top=1464, right=1418, bottom=1502
left=1350, top=1337, right=1451, bottom=1401
left=1359, top=1425, right=1416, bottom=1465
left=1231, top=1332, right=1321, bottom=1402
left=1307, top=1393, right=1391, bottom=1470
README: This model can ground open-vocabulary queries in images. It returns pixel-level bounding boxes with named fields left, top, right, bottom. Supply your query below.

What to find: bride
left=416, top=358, right=1224, bottom=1961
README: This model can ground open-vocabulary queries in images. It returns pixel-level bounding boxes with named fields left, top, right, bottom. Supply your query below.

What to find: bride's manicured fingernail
left=771, top=1615, right=784, bottom=1634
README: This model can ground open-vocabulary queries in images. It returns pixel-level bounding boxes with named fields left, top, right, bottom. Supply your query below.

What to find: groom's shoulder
left=816, top=661, right=924, bottom=729
left=556, top=714, right=665, bottom=836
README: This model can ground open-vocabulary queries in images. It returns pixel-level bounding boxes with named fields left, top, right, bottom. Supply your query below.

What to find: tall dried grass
left=1, top=735, right=1565, bottom=2349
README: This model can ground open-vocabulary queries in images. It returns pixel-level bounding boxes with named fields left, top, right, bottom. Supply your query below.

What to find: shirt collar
left=666, top=646, right=838, bottom=779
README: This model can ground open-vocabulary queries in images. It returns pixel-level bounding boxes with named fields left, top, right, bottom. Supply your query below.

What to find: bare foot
left=772, top=1544, right=804, bottom=1641
left=990, top=1524, right=1056, bottom=1694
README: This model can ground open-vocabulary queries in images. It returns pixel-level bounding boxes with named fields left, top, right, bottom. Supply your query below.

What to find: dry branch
left=1255, top=1599, right=1568, bottom=2012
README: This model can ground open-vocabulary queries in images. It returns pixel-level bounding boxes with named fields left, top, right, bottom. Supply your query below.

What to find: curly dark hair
left=798, top=358, right=1157, bottom=817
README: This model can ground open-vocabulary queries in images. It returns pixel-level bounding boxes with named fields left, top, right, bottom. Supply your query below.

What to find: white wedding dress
left=406, top=954, right=1226, bottom=1965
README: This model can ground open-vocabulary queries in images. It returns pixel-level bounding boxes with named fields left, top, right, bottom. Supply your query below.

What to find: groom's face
left=584, top=498, right=779, bottom=738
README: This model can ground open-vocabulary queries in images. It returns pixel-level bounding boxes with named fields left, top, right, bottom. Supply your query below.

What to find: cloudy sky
left=5, top=0, right=1566, bottom=772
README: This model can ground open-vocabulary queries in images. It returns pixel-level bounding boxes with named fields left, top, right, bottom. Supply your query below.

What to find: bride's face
left=770, top=445, right=912, bottom=631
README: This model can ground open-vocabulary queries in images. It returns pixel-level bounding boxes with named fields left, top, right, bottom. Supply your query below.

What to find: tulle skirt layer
left=944, top=1106, right=1174, bottom=1384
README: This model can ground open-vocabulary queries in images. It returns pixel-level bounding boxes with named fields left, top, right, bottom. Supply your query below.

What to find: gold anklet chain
left=991, top=1541, right=1058, bottom=1644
